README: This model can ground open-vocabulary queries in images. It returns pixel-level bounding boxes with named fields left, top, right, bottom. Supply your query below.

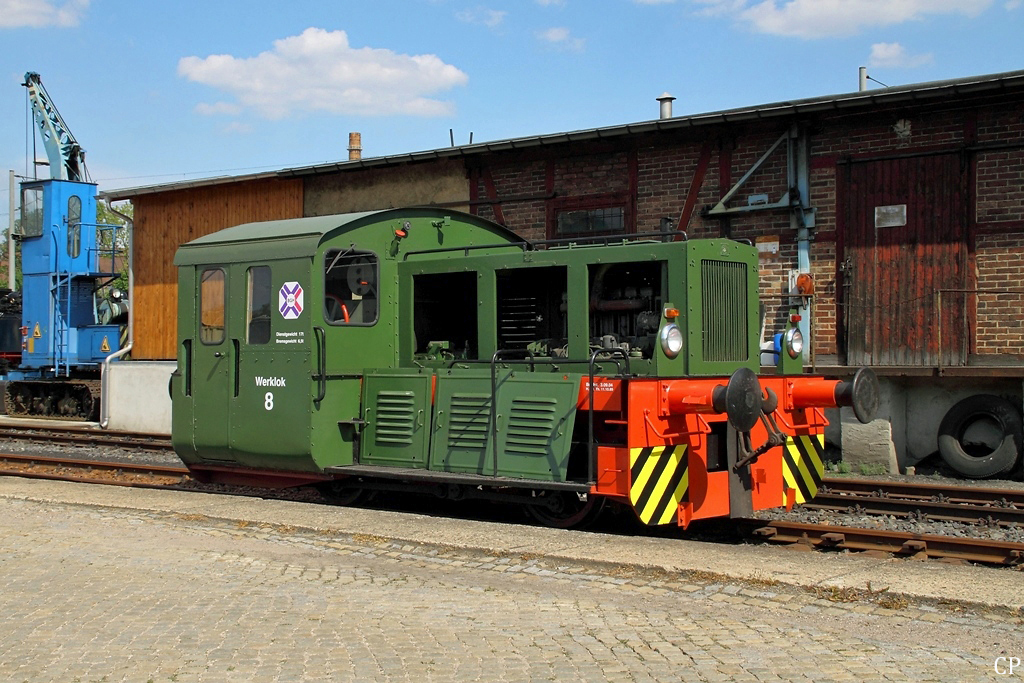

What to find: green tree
left=96, top=200, right=132, bottom=293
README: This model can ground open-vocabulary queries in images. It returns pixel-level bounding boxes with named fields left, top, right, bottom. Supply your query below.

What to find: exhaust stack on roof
left=348, top=132, right=362, bottom=161
left=656, top=92, right=676, bottom=120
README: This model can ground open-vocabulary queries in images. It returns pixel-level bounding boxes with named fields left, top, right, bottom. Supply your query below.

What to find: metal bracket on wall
left=703, top=124, right=816, bottom=230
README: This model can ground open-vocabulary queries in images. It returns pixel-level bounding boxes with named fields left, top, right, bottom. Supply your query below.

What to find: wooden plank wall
left=131, top=178, right=303, bottom=359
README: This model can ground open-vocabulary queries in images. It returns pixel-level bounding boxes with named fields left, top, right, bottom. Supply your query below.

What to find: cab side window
left=200, top=268, right=225, bottom=344
left=247, top=266, right=271, bottom=344
left=324, top=250, right=378, bottom=326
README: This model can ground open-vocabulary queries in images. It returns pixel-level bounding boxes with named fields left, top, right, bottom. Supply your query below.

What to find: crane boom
left=23, top=71, right=87, bottom=182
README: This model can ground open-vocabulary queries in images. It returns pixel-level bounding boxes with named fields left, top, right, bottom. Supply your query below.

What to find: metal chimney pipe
left=348, top=132, right=362, bottom=161
left=656, top=92, right=676, bottom=120
left=858, top=67, right=868, bottom=92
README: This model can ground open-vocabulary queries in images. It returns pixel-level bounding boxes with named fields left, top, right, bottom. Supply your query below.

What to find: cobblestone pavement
left=0, top=497, right=1021, bottom=683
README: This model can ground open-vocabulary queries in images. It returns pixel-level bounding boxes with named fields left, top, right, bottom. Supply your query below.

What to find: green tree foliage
left=96, top=200, right=132, bottom=292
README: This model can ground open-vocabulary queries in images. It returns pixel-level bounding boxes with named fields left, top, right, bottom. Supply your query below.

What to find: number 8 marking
left=265, top=392, right=274, bottom=410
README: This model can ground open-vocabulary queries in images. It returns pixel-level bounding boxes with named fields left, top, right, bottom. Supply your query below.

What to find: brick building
left=103, top=69, right=1024, bottom=468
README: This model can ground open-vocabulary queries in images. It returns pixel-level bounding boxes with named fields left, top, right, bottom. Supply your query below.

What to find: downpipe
left=100, top=203, right=133, bottom=429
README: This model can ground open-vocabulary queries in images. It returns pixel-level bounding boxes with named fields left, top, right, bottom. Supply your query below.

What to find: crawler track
left=811, top=477, right=1024, bottom=527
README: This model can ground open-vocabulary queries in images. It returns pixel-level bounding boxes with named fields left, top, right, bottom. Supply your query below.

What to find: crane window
left=246, top=266, right=271, bottom=345
left=20, top=187, right=43, bottom=238
left=67, top=195, right=81, bottom=258
left=200, top=268, right=226, bottom=345
left=324, top=250, right=378, bottom=326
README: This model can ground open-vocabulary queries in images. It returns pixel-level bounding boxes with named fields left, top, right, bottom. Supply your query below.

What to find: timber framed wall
left=132, top=178, right=302, bottom=359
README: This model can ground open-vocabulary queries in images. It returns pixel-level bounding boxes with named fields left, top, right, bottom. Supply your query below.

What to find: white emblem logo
left=279, top=282, right=303, bottom=320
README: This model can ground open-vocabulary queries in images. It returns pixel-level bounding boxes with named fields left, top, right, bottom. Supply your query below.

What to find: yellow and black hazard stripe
left=782, top=433, right=825, bottom=504
left=629, top=445, right=688, bottom=526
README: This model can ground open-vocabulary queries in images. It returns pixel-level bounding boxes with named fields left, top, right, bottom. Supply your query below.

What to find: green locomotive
left=171, top=208, right=876, bottom=527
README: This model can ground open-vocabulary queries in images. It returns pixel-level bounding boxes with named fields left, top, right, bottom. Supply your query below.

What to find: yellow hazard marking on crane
left=32, top=323, right=40, bottom=338
left=100, top=336, right=110, bottom=352
left=782, top=433, right=825, bottom=504
left=629, top=445, right=688, bottom=526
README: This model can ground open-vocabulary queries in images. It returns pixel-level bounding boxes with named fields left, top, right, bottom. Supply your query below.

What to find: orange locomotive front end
left=585, top=368, right=878, bottom=527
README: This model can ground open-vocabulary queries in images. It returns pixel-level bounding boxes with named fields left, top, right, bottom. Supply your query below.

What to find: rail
left=745, top=519, right=1024, bottom=566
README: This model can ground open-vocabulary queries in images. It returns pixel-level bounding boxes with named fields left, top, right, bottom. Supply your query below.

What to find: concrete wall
left=840, top=376, right=1024, bottom=473
left=105, top=361, right=175, bottom=435
left=304, top=158, right=469, bottom=217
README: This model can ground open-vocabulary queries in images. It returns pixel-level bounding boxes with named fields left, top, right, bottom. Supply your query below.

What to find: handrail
left=313, top=326, right=327, bottom=403
left=450, top=348, right=632, bottom=482
left=487, top=349, right=539, bottom=476
left=402, top=241, right=530, bottom=261
left=587, top=348, right=630, bottom=485
left=533, top=229, right=687, bottom=249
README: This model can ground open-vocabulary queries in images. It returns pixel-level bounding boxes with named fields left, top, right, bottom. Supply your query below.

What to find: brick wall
left=467, top=96, right=1024, bottom=364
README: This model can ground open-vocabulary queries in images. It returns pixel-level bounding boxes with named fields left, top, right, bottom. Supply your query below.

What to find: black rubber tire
left=937, top=395, right=1022, bottom=479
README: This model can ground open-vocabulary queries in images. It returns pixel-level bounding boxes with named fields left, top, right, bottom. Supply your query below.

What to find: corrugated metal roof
left=102, top=69, right=1024, bottom=202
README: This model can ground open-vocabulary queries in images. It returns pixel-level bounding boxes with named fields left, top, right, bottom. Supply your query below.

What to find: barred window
left=556, top=206, right=625, bottom=235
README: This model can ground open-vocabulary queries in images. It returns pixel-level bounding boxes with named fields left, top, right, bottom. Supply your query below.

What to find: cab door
left=228, top=261, right=313, bottom=469
left=191, top=266, right=232, bottom=460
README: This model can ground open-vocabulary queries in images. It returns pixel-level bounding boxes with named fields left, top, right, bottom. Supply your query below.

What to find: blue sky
left=1, top=0, right=1022, bottom=210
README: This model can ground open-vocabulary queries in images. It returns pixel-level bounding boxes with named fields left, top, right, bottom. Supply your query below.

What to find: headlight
left=785, top=327, right=804, bottom=359
left=660, top=324, right=683, bottom=359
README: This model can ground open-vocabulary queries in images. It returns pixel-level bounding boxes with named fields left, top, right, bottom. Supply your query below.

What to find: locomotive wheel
left=525, top=493, right=606, bottom=529
left=937, top=395, right=1021, bottom=479
left=316, top=480, right=369, bottom=506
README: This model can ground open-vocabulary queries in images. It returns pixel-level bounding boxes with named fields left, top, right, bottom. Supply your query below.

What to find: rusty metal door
left=839, top=154, right=967, bottom=366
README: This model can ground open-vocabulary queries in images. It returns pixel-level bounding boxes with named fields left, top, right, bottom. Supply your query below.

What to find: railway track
left=0, top=453, right=187, bottom=487
left=1, top=452, right=1023, bottom=566
left=810, top=477, right=1024, bottom=527
left=745, top=519, right=1024, bottom=566
left=0, top=425, right=173, bottom=451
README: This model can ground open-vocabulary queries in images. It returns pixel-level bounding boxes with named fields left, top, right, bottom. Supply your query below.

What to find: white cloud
left=1007, top=0, right=1021, bottom=9
left=222, top=122, right=254, bottom=135
left=456, top=7, right=507, bottom=27
left=536, top=0, right=566, bottom=6
left=194, top=102, right=243, bottom=116
left=691, top=0, right=993, bottom=38
left=177, top=28, right=469, bottom=119
left=537, top=26, right=586, bottom=51
left=633, top=0, right=677, bottom=4
left=0, top=0, right=88, bottom=28
left=868, top=42, right=933, bottom=68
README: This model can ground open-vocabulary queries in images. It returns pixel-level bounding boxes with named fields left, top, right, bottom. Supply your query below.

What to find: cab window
left=246, top=266, right=271, bottom=344
left=200, top=268, right=225, bottom=344
left=324, top=250, right=378, bottom=326
left=412, top=271, right=478, bottom=361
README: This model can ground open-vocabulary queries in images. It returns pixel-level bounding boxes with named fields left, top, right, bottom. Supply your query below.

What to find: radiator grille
left=701, top=259, right=749, bottom=362
left=505, top=397, right=558, bottom=457
left=447, top=394, right=491, bottom=450
left=373, top=391, right=416, bottom=446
